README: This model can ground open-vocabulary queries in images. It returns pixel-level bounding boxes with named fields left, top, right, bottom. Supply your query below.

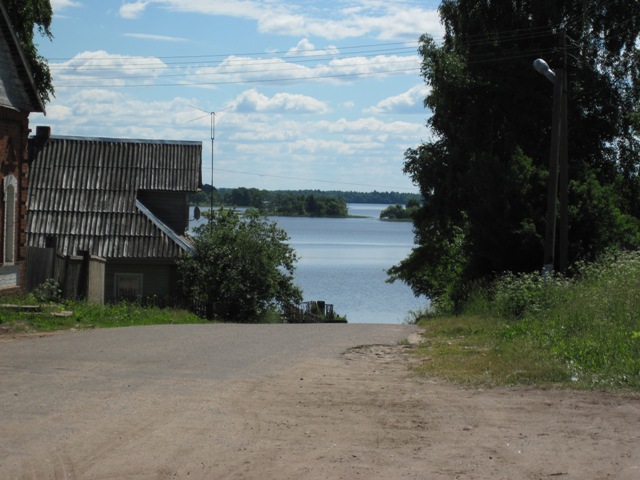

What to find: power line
left=49, top=46, right=418, bottom=71
left=53, top=66, right=419, bottom=88
left=47, top=41, right=420, bottom=62
left=52, top=57, right=419, bottom=82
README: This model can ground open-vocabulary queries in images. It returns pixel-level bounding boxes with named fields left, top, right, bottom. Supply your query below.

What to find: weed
left=414, top=250, right=640, bottom=391
left=31, top=279, right=62, bottom=303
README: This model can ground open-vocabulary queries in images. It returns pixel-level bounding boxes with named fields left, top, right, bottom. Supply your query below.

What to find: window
left=3, top=174, right=17, bottom=265
left=114, top=273, right=143, bottom=300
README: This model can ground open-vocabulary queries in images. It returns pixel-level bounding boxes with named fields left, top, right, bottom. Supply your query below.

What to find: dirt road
left=1, top=323, right=638, bottom=479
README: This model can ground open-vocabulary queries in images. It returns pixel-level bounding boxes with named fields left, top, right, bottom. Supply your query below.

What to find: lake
left=189, top=204, right=428, bottom=324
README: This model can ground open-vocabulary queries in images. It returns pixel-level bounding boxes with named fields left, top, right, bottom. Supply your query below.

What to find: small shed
left=27, top=133, right=202, bottom=303
left=0, top=2, right=45, bottom=294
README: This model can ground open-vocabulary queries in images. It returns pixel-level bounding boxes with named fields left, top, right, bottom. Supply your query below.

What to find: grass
left=0, top=299, right=207, bottom=334
left=413, top=315, right=571, bottom=387
left=410, top=250, right=640, bottom=391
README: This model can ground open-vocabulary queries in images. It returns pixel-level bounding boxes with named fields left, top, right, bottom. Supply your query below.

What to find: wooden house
left=27, top=133, right=202, bottom=303
left=0, top=2, right=45, bottom=294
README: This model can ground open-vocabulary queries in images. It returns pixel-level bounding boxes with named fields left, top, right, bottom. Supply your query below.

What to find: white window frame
left=3, top=174, right=17, bottom=265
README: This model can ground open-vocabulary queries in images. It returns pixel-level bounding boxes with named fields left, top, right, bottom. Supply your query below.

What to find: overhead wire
left=46, top=40, right=419, bottom=62
left=48, top=1, right=638, bottom=85
left=52, top=57, right=419, bottom=82
left=49, top=46, right=419, bottom=72
left=49, top=40, right=424, bottom=88
left=48, top=9, right=632, bottom=90
left=55, top=67, right=420, bottom=88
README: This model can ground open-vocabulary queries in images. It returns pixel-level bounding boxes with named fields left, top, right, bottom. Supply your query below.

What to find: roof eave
left=0, top=2, right=46, bottom=114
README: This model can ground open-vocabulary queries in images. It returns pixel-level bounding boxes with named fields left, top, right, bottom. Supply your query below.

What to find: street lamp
left=533, top=58, right=556, bottom=83
left=534, top=57, right=568, bottom=274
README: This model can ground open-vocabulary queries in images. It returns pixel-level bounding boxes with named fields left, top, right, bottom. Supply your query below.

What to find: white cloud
left=51, top=51, right=168, bottom=87
left=257, top=3, right=442, bottom=40
left=325, top=6, right=442, bottom=41
left=321, top=117, right=423, bottom=138
left=49, top=46, right=419, bottom=95
left=193, top=55, right=308, bottom=85
left=187, top=52, right=419, bottom=87
left=119, top=1, right=150, bottom=20
left=31, top=86, right=423, bottom=191
left=51, top=0, right=82, bottom=12
left=155, top=0, right=269, bottom=18
left=124, top=33, right=188, bottom=42
left=232, top=89, right=330, bottom=114
left=34, top=88, right=202, bottom=139
left=115, top=1, right=443, bottom=41
left=45, top=104, right=73, bottom=121
left=286, top=39, right=339, bottom=57
left=322, top=54, right=420, bottom=78
left=365, top=84, right=430, bottom=115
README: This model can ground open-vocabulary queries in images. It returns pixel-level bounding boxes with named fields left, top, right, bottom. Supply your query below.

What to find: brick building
left=0, top=2, right=46, bottom=294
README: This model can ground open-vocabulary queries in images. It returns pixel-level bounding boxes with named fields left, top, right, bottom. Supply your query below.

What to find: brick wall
left=0, top=107, right=31, bottom=294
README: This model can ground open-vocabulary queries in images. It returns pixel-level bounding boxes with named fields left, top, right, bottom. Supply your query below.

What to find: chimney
left=35, top=126, right=51, bottom=144
left=29, top=126, right=51, bottom=160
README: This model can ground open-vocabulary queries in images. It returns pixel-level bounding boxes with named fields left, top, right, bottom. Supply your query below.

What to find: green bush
left=491, top=251, right=640, bottom=388
left=178, top=208, right=303, bottom=322
left=491, top=271, right=571, bottom=320
left=31, top=278, right=62, bottom=303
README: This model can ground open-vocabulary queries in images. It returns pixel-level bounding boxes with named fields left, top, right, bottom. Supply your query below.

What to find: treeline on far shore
left=190, top=186, right=422, bottom=217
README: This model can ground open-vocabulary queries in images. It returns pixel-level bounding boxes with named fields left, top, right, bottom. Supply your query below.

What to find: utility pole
left=558, top=32, right=569, bottom=273
left=534, top=30, right=569, bottom=274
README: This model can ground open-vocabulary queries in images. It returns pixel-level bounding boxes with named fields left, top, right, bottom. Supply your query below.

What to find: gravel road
left=0, top=323, right=417, bottom=478
left=2, top=323, right=639, bottom=480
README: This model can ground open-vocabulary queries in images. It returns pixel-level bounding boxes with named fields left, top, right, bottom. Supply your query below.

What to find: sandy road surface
left=1, top=323, right=639, bottom=479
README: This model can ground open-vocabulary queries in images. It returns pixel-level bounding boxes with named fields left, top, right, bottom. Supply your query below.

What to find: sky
left=31, top=0, right=444, bottom=193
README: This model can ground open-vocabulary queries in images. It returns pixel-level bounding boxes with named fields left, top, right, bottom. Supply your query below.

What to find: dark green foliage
left=177, top=208, right=303, bottom=322
left=391, top=0, right=640, bottom=306
left=31, top=278, right=61, bottom=303
left=227, top=187, right=268, bottom=209
left=192, top=187, right=422, bottom=208
left=237, top=192, right=348, bottom=216
left=3, top=0, right=54, bottom=104
left=380, top=201, right=421, bottom=220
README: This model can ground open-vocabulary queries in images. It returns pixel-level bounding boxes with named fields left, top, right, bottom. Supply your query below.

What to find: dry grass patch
left=414, top=315, right=570, bottom=387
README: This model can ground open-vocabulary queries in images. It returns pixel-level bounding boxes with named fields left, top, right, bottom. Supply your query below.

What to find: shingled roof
left=27, top=135, right=202, bottom=259
left=0, top=2, right=45, bottom=113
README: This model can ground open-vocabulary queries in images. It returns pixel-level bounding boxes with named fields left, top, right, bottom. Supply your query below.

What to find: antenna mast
left=188, top=105, right=232, bottom=223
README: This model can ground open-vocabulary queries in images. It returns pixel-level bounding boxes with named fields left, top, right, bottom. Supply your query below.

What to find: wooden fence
left=25, top=247, right=88, bottom=299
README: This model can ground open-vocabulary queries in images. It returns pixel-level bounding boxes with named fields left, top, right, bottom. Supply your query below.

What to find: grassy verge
left=0, top=299, right=206, bottom=334
left=413, top=315, right=571, bottom=387
left=410, top=251, right=640, bottom=391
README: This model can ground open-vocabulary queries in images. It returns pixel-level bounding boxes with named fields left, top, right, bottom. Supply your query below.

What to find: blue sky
left=32, top=1, right=444, bottom=192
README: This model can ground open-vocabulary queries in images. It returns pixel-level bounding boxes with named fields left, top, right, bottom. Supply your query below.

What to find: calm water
left=189, top=204, right=428, bottom=324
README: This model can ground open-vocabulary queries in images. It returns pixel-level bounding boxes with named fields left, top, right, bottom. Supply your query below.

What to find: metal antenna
left=188, top=105, right=233, bottom=222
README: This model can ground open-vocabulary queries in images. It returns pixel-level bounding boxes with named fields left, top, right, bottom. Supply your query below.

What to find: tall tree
left=3, top=0, right=54, bottom=103
left=389, top=0, right=640, bottom=305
